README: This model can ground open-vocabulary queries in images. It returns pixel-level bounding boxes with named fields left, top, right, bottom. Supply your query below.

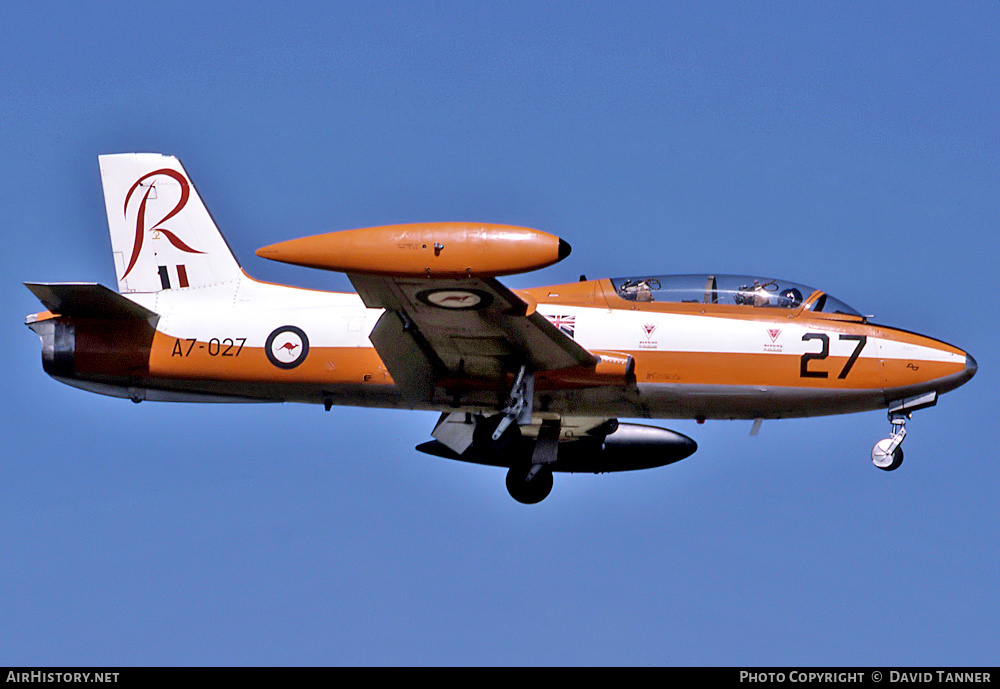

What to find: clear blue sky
left=3, top=1, right=997, bottom=666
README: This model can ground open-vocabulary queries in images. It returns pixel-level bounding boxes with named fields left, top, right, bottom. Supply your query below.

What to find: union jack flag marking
left=546, top=314, right=576, bottom=337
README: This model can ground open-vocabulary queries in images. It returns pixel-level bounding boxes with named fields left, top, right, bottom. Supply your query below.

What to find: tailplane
left=99, top=153, right=242, bottom=293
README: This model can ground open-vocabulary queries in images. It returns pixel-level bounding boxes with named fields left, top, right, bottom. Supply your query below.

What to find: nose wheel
left=872, top=413, right=906, bottom=471
left=872, top=434, right=904, bottom=471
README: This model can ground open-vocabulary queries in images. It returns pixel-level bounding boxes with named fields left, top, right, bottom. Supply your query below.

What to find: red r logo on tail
left=121, top=169, right=204, bottom=278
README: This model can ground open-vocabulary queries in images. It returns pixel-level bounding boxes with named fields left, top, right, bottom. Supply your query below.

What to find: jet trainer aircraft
left=25, top=154, right=977, bottom=503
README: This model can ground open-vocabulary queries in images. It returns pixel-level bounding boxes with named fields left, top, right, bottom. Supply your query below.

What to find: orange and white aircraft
left=25, top=154, right=977, bottom=503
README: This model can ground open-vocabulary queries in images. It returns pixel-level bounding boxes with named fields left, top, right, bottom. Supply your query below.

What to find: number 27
left=800, top=333, right=867, bottom=379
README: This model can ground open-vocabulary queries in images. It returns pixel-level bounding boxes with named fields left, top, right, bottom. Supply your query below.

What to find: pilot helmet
left=781, top=288, right=803, bottom=307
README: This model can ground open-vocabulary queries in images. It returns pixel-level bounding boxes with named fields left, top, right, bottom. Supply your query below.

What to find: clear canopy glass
left=609, top=274, right=861, bottom=316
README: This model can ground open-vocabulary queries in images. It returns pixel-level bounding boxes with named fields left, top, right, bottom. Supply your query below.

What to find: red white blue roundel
left=265, top=326, right=309, bottom=369
left=416, top=288, right=493, bottom=310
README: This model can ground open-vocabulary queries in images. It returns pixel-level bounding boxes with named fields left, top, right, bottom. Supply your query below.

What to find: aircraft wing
left=349, top=274, right=599, bottom=402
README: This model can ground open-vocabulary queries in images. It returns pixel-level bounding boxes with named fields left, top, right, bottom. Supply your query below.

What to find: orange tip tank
left=256, top=222, right=571, bottom=278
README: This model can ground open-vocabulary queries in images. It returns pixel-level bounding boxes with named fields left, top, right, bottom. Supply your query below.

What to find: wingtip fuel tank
left=255, top=222, right=570, bottom=278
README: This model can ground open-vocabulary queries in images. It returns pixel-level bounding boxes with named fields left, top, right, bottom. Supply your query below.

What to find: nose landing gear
left=871, top=391, right=937, bottom=472
left=872, top=415, right=906, bottom=471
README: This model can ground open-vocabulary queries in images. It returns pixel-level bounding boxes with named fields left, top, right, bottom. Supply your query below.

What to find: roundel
left=416, top=288, right=493, bottom=310
left=265, top=326, right=310, bottom=369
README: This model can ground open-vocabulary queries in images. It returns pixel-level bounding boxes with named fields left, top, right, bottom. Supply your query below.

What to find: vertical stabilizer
left=99, top=153, right=242, bottom=293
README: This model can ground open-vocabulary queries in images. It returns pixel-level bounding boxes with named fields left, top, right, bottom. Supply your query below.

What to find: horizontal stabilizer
left=25, top=282, right=158, bottom=320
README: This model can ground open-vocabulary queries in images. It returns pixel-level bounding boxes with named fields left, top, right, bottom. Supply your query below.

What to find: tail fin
left=98, top=153, right=242, bottom=293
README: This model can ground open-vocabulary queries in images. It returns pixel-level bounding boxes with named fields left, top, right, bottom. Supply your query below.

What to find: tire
left=872, top=439, right=904, bottom=471
left=505, top=464, right=553, bottom=504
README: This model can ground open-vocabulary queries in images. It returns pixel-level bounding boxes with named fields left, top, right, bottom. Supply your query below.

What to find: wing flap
left=368, top=309, right=440, bottom=401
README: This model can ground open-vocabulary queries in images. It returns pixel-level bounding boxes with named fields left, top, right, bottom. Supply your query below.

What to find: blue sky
left=2, top=2, right=997, bottom=666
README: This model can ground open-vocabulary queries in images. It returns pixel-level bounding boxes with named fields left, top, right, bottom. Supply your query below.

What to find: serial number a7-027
left=171, top=337, right=247, bottom=357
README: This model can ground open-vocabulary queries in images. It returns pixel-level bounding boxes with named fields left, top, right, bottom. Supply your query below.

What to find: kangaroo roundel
left=417, top=288, right=493, bottom=310
left=265, top=326, right=309, bottom=369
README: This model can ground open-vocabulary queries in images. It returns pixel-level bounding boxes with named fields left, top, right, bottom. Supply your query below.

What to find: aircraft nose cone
left=965, top=352, right=978, bottom=381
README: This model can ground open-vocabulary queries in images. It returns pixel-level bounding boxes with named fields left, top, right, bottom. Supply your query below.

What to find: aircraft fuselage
left=29, top=274, right=975, bottom=422
left=25, top=153, right=976, bottom=502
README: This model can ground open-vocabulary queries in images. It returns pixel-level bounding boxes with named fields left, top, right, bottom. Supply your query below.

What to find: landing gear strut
left=472, top=365, right=534, bottom=453
left=473, top=413, right=522, bottom=451
left=490, top=365, right=532, bottom=444
left=871, top=391, right=937, bottom=472
left=480, top=366, right=561, bottom=504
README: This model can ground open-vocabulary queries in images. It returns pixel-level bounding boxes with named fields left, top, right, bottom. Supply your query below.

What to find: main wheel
left=506, top=464, right=553, bottom=504
left=473, top=414, right=522, bottom=453
left=872, top=439, right=904, bottom=471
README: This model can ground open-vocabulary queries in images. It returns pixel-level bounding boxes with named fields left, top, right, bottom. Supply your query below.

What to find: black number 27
left=800, top=333, right=867, bottom=379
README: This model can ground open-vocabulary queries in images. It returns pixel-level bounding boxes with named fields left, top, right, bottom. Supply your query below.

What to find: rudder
left=99, top=153, right=242, bottom=293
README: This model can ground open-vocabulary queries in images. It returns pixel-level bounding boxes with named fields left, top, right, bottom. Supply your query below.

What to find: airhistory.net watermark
left=6, top=672, right=119, bottom=683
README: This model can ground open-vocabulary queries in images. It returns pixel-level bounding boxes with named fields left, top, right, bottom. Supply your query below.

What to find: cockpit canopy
left=610, top=274, right=862, bottom=316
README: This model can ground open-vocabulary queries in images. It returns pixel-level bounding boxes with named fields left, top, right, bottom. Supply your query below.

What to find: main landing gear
left=474, top=365, right=558, bottom=504
left=871, top=391, right=937, bottom=472
left=472, top=416, right=553, bottom=504
left=488, top=365, right=531, bottom=447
